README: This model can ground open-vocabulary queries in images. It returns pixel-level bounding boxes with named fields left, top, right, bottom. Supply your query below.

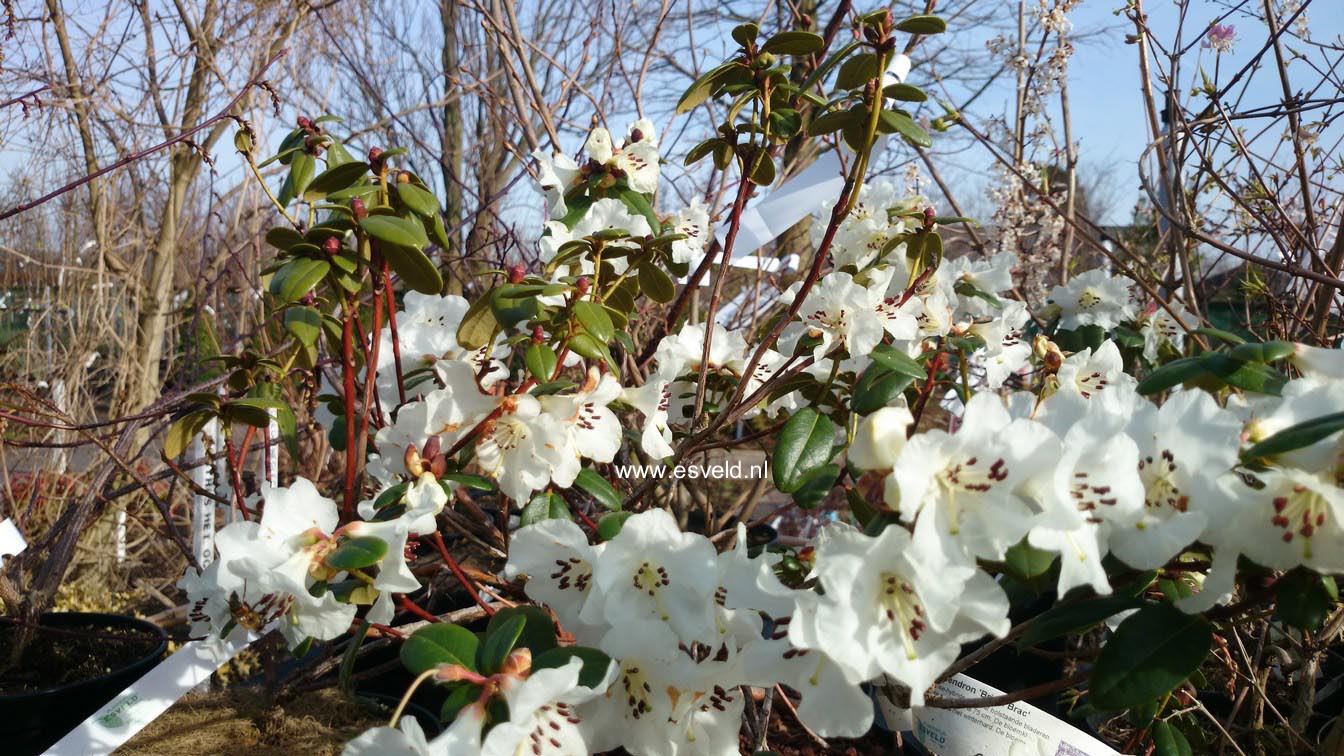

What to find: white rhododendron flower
left=1048, top=267, right=1137, bottom=330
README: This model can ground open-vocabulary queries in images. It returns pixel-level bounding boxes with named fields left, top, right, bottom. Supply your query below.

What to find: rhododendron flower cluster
left=172, top=11, right=1344, bottom=754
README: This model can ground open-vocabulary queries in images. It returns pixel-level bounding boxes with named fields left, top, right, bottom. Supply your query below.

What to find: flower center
left=632, top=560, right=671, bottom=620
left=936, top=455, right=1009, bottom=534
left=1139, top=449, right=1187, bottom=516
left=549, top=557, right=591, bottom=593
left=1069, top=470, right=1118, bottom=522
left=1078, top=288, right=1102, bottom=309
left=877, top=572, right=927, bottom=660
left=1272, top=484, right=1330, bottom=559
left=615, top=663, right=655, bottom=719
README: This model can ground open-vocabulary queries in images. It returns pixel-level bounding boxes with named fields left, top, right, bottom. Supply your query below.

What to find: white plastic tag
left=877, top=674, right=1121, bottom=756
left=0, top=518, right=27, bottom=564
left=45, top=627, right=262, bottom=756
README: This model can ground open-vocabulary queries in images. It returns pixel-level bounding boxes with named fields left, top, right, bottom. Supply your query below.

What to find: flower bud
left=397, top=171, right=411, bottom=184
left=296, top=116, right=314, bottom=131
left=367, top=146, right=384, bottom=163
left=404, top=443, right=425, bottom=477
left=753, top=52, right=777, bottom=68
left=628, top=127, right=645, bottom=143
left=234, top=129, right=253, bottom=154
left=575, top=276, right=591, bottom=294
left=322, top=237, right=341, bottom=257
left=508, top=264, right=526, bottom=284
left=422, top=435, right=442, bottom=461
left=351, top=197, right=368, bottom=221
left=499, top=648, right=533, bottom=678
left=532, top=325, right=546, bottom=343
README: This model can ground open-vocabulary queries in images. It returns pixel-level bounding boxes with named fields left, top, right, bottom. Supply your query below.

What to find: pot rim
left=0, top=610, right=169, bottom=700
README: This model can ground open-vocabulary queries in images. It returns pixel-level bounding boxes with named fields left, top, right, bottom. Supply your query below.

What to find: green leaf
left=531, top=646, right=614, bottom=689
left=1191, top=327, right=1245, bottom=345
left=1151, top=721, right=1193, bottom=756
left=381, top=241, right=443, bottom=295
left=400, top=623, right=480, bottom=675
left=521, top=492, right=570, bottom=526
left=895, top=14, right=947, bottom=34
left=325, top=536, right=388, bottom=570
left=836, top=53, right=879, bottom=90
left=491, top=284, right=541, bottom=328
left=575, top=469, right=622, bottom=511
left=457, top=293, right=500, bottom=350
left=397, top=182, right=440, bottom=217
left=597, top=511, right=634, bottom=541
left=289, top=152, right=316, bottom=200
left=359, top=215, right=429, bottom=250
left=638, top=263, right=676, bottom=303
left=1136, top=357, right=1207, bottom=395
left=265, top=226, right=304, bottom=251
left=773, top=408, right=838, bottom=493
left=487, top=606, right=557, bottom=655
left=284, top=306, right=323, bottom=346
left=1243, top=412, right=1344, bottom=461
left=568, top=332, right=616, bottom=371
left=761, top=30, right=824, bottom=55
left=303, top=161, right=370, bottom=201
left=615, top=187, right=661, bottom=232
left=1090, top=603, right=1212, bottom=711
left=574, top=300, right=615, bottom=342
left=478, top=613, right=527, bottom=673
left=878, top=110, right=933, bottom=148
left=1201, top=354, right=1286, bottom=395
left=326, top=140, right=356, bottom=167
left=525, top=342, right=559, bottom=382
left=853, top=362, right=917, bottom=414
left=1016, top=596, right=1147, bottom=650
left=793, top=464, right=840, bottom=508
left=269, top=258, right=331, bottom=304
left=746, top=150, right=776, bottom=186
left=1274, top=568, right=1340, bottom=631
left=731, top=22, right=759, bottom=47
left=272, top=404, right=299, bottom=459
left=1003, top=539, right=1058, bottom=581
left=442, top=472, right=496, bottom=491
left=807, top=107, right=861, bottom=138
left=1227, top=340, right=1295, bottom=363
left=882, top=83, right=928, bottom=102
left=676, top=63, right=736, bottom=114
left=165, top=410, right=213, bottom=459
left=870, top=345, right=926, bottom=380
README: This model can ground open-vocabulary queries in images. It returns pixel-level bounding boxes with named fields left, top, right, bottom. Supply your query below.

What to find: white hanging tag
left=45, top=627, right=264, bottom=756
left=0, top=518, right=27, bottom=565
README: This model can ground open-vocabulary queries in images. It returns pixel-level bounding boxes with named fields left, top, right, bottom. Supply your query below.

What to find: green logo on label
left=97, top=693, right=141, bottom=729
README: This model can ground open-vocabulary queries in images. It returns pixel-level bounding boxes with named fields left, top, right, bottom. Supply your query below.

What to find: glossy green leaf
left=1136, top=357, right=1206, bottom=395
left=1090, top=603, right=1212, bottom=711
left=853, top=362, right=917, bottom=414
left=1016, top=596, right=1147, bottom=650
left=164, top=410, right=213, bottom=459
left=1274, top=568, right=1340, bottom=631
left=381, top=241, right=443, bottom=295
left=325, top=536, right=388, bottom=570
left=478, top=613, right=527, bottom=673
left=1244, top=411, right=1344, bottom=460
left=265, top=226, right=304, bottom=251
left=761, top=30, right=824, bottom=55
left=284, top=306, right=323, bottom=346
left=870, top=344, right=926, bottom=380
left=397, top=182, right=440, bottom=217
left=894, top=14, right=947, bottom=34
left=1227, top=340, right=1295, bottom=364
left=400, top=623, right=479, bottom=675
left=773, top=408, right=837, bottom=493
left=836, top=53, right=880, bottom=89
left=793, top=464, right=840, bottom=509
left=879, top=110, right=933, bottom=148
left=487, top=606, right=557, bottom=655
left=269, top=258, right=331, bottom=304
left=575, top=469, right=621, bottom=511
left=676, top=63, right=736, bottom=114
left=289, top=152, right=316, bottom=200
left=883, top=83, right=928, bottom=102
left=1003, top=539, right=1058, bottom=581
left=525, top=342, right=559, bottom=382
left=531, top=646, right=614, bottom=689
left=1151, top=721, right=1193, bottom=756
left=359, top=214, right=429, bottom=250
left=521, top=492, right=570, bottom=526
left=1201, top=353, right=1286, bottom=395
left=574, top=300, right=615, bottom=343
left=597, top=511, right=634, bottom=541
left=304, top=161, right=369, bottom=201
left=457, top=293, right=500, bottom=350
left=638, top=263, right=676, bottom=303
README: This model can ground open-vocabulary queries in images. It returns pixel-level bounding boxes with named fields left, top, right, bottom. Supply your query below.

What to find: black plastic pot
left=0, top=612, right=168, bottom=755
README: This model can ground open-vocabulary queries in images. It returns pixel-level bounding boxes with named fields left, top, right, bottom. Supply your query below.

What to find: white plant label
left=45, top=627, right=261, bottom=756
left=0, top=517, right=27, bottom=564
left=878, top=674, right=1121, bottom=756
